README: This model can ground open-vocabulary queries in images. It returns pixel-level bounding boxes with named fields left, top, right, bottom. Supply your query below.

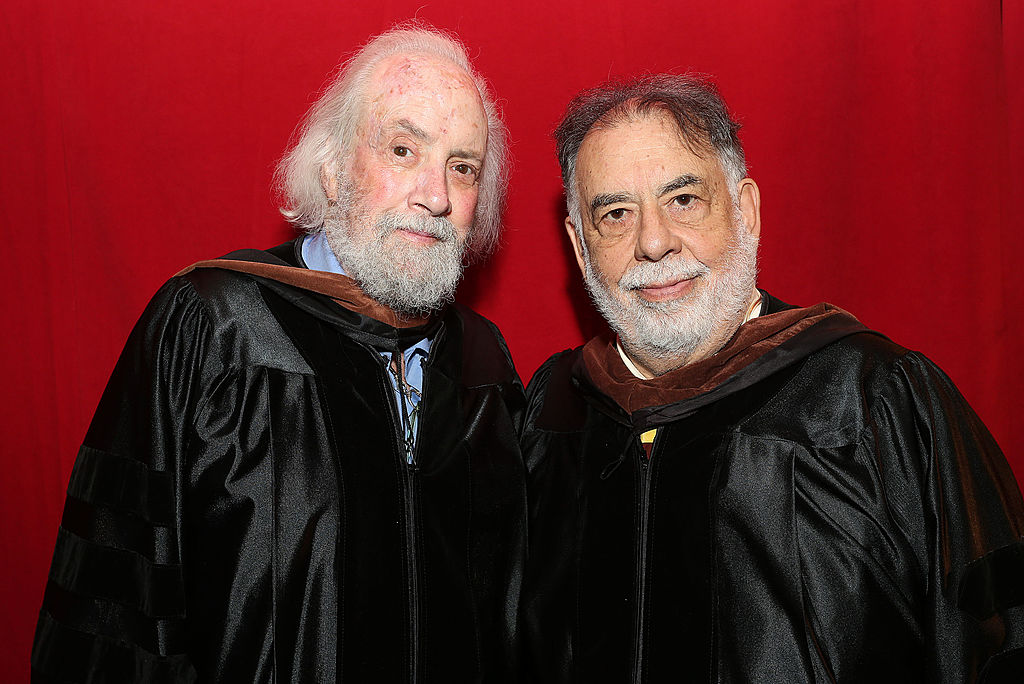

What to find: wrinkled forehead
left=575, top=108, right=724, bottom=188
left=571, top=109, right=734, bottom=209
left=362, top=52, right=487, bottom=132
left=587, top=106, right=713, bottom=161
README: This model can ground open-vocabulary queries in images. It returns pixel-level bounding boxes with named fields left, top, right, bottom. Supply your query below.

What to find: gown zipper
left=403, top=458, right=420, bottom=684
left=386, top=342, right=437, bottom=684
left=632, top=435, right=655, bottom=684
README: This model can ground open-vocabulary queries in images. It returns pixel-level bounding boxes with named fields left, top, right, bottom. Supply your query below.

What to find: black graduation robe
left=32, top=240, right=527, bottom=683
left=520, top=294, right=1024, bottom=683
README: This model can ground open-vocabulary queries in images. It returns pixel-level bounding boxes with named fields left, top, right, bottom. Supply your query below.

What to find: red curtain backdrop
left=2, top=0, right=1021, bottom=676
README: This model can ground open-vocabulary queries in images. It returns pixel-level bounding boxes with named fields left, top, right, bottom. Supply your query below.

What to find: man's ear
left=320, top=162, right=339, bottom=201
left=737, top=178, right=761, bottom=239
left=564, top=217, right=588, bottom=276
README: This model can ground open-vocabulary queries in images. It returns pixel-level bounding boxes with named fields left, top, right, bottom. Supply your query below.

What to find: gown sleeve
left=879, top=351, right=1024, bottom=682
left=31, top=277, right=224, bottom=683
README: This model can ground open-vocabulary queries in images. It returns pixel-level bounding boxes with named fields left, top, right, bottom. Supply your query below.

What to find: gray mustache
left=619, top=258, right=709, bottom=290
left=377, top=213, right=457, bottom=242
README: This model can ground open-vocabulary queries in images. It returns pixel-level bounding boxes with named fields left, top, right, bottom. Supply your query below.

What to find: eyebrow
left=658, top=174, right=703, bottom=196
left=590, top=192, right=636, bottom=213
left=589, top=174, right=706, bottom=213
left=392, top=119, right=483, bottom=162
left=450, top=148, right=484, bottom=163
left=394, top=118, right=432, bottom=141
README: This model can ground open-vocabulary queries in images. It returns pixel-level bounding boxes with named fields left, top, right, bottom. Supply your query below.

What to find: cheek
left=588, top=240, right=633, bottom=285
left=351, top=156, right=403, bottom=208
left=449, top=185, right=480, bottom=229
left=689, top=211, right=740, bottom=266
left=693, top=236, right=734, bottom=269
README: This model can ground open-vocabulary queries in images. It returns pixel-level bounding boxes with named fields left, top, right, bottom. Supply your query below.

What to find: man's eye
left=605, top=208, right=627, bottom=221
left=452, top=163, right=477, bottom=176
left=672, top=194, right=696, bottom=208
left=393, top=146, right=411, bottom=157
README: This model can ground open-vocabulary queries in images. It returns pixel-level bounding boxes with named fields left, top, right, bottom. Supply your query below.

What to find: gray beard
left=322, top=187, right=468, bottom=317
left=582, top=224, right=759, bottom=367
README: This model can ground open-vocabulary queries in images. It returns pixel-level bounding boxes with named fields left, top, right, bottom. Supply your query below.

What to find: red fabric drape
left=2, top=1, right=1020, bottom=676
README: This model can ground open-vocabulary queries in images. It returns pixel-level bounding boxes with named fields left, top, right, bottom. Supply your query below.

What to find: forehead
left=363, top=53, right=487, bottom=143
left=575, top=111, right=721, bottom=194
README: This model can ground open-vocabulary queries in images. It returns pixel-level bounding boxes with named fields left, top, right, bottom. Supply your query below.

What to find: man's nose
left=410, top=165, right=452, bottom=217
left=635, top=210, right=682, bottom=261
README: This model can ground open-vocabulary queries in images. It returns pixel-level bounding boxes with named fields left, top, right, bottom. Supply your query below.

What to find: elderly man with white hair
left=33, top=25, right=525, bottom=683
left=520, top=74, right=1024, bottom=682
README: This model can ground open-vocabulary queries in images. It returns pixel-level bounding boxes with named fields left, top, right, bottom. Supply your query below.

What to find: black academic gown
left=32, top=240, right=527, bottom=683
left=520, top=296, right=1024, bottom=682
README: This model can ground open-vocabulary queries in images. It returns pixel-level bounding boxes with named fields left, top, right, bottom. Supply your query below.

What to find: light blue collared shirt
left=301, top=232, right=431, bottom=462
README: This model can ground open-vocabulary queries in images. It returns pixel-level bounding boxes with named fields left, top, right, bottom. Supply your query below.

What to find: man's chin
left=608, top=295, right=709, bottom=355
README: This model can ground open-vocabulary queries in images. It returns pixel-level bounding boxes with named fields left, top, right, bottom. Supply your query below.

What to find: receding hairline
left=361, top=51, right=485, bottom=112
left=352, top=52, right=489, bottom=157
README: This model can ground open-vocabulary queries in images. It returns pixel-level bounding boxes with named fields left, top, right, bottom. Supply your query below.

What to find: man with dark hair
left=33, top=26, right=525, bottom=682
left=520, top=74, right=1024, bottom=682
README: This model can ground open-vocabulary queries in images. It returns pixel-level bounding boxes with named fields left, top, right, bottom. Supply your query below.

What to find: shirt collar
left=301, top=231, right=346, bottom=275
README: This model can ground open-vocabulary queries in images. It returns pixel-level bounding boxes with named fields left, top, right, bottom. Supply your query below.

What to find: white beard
left=582, top=222, right=759, bottom=367
left=323, top=181, right=469, bottom=317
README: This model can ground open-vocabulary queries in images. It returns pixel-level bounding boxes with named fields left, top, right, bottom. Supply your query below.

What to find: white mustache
left=376, top=212, right=457, bottom=242
left=619, top=257, right=709, bottom=291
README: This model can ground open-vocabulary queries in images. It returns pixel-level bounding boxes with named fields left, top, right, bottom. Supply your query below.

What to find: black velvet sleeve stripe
left=958, top=540, right=1024, bottom=620
left=67, top=446, right=175, bottom=527
left=32, top=610, right=197, bottom=683
left=41, top=579, right=189, bottom=655
left=48, top=527, right=185, bottom=618
left=60, top=496, right=177, bottom=562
